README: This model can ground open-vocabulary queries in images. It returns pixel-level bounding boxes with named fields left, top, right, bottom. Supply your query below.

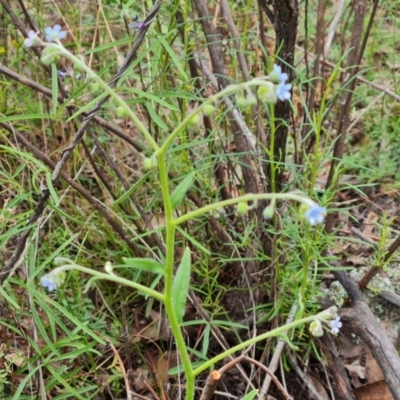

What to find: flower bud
left=104, top=262, right=113, bottom=274
left=203, top=103, right=216, bottom=116
left=236, top=96, right=247, bottom=109
left=143, top=157, right=157, bottom=170
left=309, top=319, right=324, bottom=337
left=116, top=106, right=128, bottom=118
left=246, top=93, right=257, bottom=106
left=258, top=82, right=277, bottom=104
left=237, top=202, right=248, bottom=214
left=187, top=113, right=201, bottom=127
left=40, top=46, right=60, bottom=65
left=262, top=203, right=275, bottom=219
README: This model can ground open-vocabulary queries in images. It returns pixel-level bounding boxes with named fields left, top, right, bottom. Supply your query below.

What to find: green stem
left=269, top=105, right=277, bottom=193
left=173, top=192, right=314, bottom=226
left=49, top=44, right=159, bottom=152
left=52, top=264, right=164, bottom=301
left=159, top=79, right=270, bottom=154
left=157, top=153, right=195, bottom=399
left=192, top=314, right=323, bottom=376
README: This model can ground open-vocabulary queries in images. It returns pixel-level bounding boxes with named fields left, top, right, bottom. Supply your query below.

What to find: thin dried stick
left=219, top=0, right=266, bottom=142
left=200, top=355, right=292, bottom=400
left=199, top=370, right=221, bottom=400
left=287, top=350, right=326, bottom=400
left=105, top=336, right=132, bottom=400
left=323, top=0, right=346, bottom=57
left=259, top=303, right=297, bottom=399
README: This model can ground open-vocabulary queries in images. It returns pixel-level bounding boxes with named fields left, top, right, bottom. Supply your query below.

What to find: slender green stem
left=173, top=192, right=315, bottom=226
left=49, top=44, right=160, bottom=152
left=192, top=314, right=324, bottom=376
left=157, top=153, right=195, bottom=399
left=269, top=105, right=277, bottom=193
left=52, top=264, right=165, bottom=301
left=159, top=79, right=271, bottom=155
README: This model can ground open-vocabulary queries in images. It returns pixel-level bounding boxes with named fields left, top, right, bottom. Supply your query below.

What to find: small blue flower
left=45, top=25, right=67, bottom=42
left=273, top=64, right=289, bottom=83
left=330, top=317, right=342, bottom=334
left=24, top=31, right=41, bottom=47
left=304, top=204, right=327, bottom=225
left=275, top=81, right=292, bottom=101
left=129, top=21, right=146, bottom=31
left=57, top=70, right=67, bottom=78
left=41, top=276, right=57, bottom=291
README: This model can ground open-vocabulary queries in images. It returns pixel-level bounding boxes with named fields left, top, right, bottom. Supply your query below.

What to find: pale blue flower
left=41, top=276, right=57, bottom=291
left=41, top=270, right=66, bottom=291
left=24, top=31, right=41, bottom=47
left=331, top=317, right=342, bottom=334
left=273, top=64, right=289, bottom=83
left=304, top=204, right=327, bottom=225
left=275, top=81, right=292, bottom=101
left=45, top=25, right=67, bottom=42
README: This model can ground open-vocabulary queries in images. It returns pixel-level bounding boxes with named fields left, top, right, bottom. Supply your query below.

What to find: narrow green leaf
left=145, top=102, right=169, bottom=130
left=122, top=257, right=165, bottom=275
left=0, top=113, right=51, bottom=123
left=46, top=364, right=87, bottom=400
left=159, top=36, right=189, bottom=81
left=171, top=172, right=195, bottom=209
left=176, top=226, right=210, bottom=255
left=84, top=37, right=130, bottom=54
left=66, top=91, right=109, bottom=122
left=11, top=365, right=42, bottom=400
left=120, top=0, right=136, bottom=18
left=46, top=170, right=59, bottom=206
left=51, top=63, right=58, bottom=116
left=168, top=361, right=204, bottom=376
left=171, top=247, right=191, bottom=325
left=240, top=390, right=259, bottom=400
left=0, top=283, right=20, bottom=310
left=126, top=87, right=180, bottom=111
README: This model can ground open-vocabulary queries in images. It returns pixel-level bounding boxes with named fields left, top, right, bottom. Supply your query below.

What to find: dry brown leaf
left=132, top=366, right=149, bottom=392
left=344, top=359, right=366, bottom=388
left=364, top=348, right=384, bottom=384
left=157, top=351, right=178, bottom=387
left=362, top=211, right=379, bottom=237
left=354, top=380, right=393, bottom=400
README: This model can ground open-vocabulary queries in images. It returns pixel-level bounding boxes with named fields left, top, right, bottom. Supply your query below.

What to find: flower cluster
left=24, top=24, right=67, bottom=48
left=40, top=269, right=66, bottom=292
left=304, top=203, right=327, bottom=225
left=257, top=64, right=292, bottom=104
left=24, top=25, right=68, bottom=65
left=129, top=15, right=146, bottom=32
left=309, top=306, right=343, bottom=337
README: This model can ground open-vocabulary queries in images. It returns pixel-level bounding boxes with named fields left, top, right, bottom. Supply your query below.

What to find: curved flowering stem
left=193, top=306, right=340, bottom=376
left=173, top=192, right=324, bottom=226
left=42, top=263, right=165, bottom=302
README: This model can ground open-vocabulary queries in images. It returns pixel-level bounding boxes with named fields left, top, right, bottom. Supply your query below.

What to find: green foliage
left=0, top=0, right=398, bottom=398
